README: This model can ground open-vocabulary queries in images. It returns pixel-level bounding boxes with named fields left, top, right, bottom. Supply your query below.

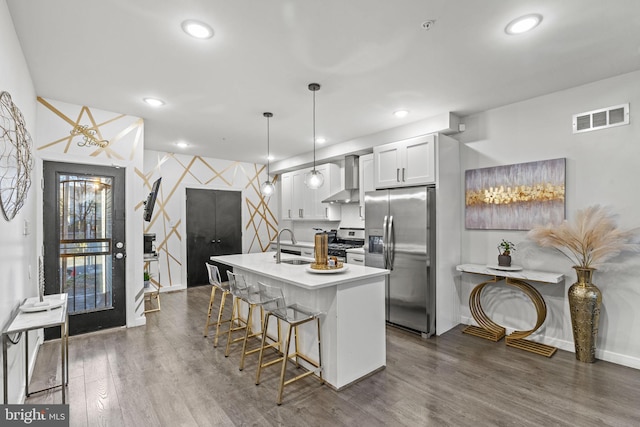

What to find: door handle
left=382, top=215, right=388, bottom=269
left=388, top=215, right=395, bottom=270
left=396, top=168, right=400, bottom=182
left=402, top=168, right=405, bottom=182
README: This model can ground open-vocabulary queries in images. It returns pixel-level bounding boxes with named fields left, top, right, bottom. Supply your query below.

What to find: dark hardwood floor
left=26, top=285, right=640, bottom=426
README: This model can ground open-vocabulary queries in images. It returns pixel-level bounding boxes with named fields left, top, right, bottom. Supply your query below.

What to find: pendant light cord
left=312, top=88, right=316, bottom=170
left=266, top=114, right=270, bottom=176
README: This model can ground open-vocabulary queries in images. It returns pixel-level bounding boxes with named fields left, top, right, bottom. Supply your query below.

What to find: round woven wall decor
left=0, top=91, right=34, bottom=221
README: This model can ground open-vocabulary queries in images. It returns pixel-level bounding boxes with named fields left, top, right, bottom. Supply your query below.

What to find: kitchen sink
left=281, top=259, right=312, bottom=265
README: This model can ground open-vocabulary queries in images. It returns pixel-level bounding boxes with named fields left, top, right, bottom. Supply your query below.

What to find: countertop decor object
left=306, top=264, right=348, bottom=274
left=528, top=204, right=640, bottom=362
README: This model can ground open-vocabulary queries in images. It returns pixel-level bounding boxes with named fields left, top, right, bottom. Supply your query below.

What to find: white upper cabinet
left=374, top=134, right=436, bottom=188
left=358, top=153, right=374, bottom=219
left=280, top=163, right=341, bottom=221
left=281, top=173, right=293, bottom=219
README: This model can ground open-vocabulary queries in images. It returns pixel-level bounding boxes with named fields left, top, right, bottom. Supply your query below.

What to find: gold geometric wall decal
left=36, top=97, right=142, bottom=160
left=141, top=150, right=279, bottom=289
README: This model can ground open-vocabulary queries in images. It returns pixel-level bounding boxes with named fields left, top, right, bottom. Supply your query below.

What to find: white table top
left=3, top=294, right=68, bottom=334
left=456, top=263, right=564, bottom=284
left=211, top=252, right=389, bottom=290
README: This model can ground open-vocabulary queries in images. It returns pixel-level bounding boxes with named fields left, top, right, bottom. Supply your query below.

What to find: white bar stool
left=254, top=281, right=324, bottom=405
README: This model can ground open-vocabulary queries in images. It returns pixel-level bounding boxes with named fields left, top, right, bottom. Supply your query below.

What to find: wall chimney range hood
left=322, top=155, right=359, bottom=204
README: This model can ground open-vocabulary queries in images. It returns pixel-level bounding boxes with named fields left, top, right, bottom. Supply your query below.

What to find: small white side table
left=2, top=293, right=69, bottom=403
left=456, top=264, right=563, bottom=357
left=144, top=253, right=161, bottom=313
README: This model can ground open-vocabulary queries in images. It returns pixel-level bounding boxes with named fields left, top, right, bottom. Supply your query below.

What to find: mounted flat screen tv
left=143, top=177, right=162, bottom=222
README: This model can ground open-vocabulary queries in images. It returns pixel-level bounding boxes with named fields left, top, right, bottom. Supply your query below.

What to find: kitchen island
left=210, top=252, right=389, bottom=390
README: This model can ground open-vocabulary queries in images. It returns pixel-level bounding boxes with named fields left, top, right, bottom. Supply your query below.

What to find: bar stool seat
left=255, top=281, right=324, bottom=405
left=203, top=263, right=232, bottom=348
left=225, top=272, right=281, bottom=370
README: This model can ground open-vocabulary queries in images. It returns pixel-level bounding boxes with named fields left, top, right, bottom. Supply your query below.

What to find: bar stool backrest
left=227, top=271, right=250, bottom=298
left=257, top=282, right=287, bottom=317
left=206, top=263, right=222, bottom=287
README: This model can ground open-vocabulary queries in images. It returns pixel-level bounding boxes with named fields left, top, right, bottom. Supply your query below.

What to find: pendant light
left=260, top=112, right=275, bottom=196
left=305, top=83, right=324, bottom=189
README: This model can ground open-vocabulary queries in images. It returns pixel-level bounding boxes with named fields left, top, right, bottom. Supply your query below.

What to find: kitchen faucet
left=275, top=228, right=297, bottom=264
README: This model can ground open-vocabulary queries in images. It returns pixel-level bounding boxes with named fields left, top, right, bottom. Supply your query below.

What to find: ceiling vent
left=572, top=103, right=629, bottom=134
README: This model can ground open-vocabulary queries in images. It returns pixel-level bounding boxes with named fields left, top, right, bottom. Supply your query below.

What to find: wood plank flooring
left=26, top=285, right=640, bottom=426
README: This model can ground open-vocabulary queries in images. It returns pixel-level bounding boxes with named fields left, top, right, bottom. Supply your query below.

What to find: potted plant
left=528, top=205, right=640, bottom=362
left=497, top=239, right=515, bottom=267
left=144, top=271, right=151, bottom=289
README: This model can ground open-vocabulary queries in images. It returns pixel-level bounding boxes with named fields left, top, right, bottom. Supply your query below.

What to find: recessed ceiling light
left=505, top=14, right=542, bottom=35
left=181, top=20, right=214, bottom=39
left=143, top=97, right=164, bottom=107
left=316, top=137, right=326, bottom=144
left=176, top=141, right=188, bottom=148
left=394, top=110, right=409, bottom=118
left=267, top=155, right=274, bottom=161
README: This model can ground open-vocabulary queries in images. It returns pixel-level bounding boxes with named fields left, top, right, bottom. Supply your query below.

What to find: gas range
left=328, top=228, right=364, bottom=259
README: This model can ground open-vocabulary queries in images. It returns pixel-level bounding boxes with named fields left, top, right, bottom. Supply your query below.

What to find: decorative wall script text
left=71, top=125, right=109, bottom=148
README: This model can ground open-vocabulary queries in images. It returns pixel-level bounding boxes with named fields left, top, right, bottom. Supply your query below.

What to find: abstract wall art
left=465, top=158, right=566, bottom=230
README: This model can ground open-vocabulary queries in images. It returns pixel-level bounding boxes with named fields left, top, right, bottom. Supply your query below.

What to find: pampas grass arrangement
left=527, top=205, right=640, bottom=268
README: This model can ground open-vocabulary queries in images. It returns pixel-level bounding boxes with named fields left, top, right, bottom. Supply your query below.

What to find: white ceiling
left=7, top=0, right=640, bottom=165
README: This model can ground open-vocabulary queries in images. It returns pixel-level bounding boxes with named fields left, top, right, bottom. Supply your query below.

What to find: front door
left=43, top=161, right=126, bottom=337
left=186, top=188, right=242, bottom=286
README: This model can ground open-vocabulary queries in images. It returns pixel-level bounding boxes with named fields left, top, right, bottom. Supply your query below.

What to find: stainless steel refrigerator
left=364, top=186, right=436, bottom=336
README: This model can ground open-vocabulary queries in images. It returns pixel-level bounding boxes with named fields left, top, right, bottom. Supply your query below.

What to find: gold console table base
left=460, top=269, right=560, bottom=358
left=463, top=325, right=505, bottom=342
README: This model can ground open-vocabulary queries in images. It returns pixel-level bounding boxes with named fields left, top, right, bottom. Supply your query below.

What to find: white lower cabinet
left=346, top=252, right=365, bottom=266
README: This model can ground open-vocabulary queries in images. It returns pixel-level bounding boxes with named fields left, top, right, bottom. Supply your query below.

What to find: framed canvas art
left=465, top=158, right=566, bottom=230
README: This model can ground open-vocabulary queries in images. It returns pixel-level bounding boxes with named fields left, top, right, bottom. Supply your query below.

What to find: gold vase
left=568, top=267, right=602, bottom=363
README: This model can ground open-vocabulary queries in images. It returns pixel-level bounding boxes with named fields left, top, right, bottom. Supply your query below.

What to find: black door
left=186, top=188, right=242, bottom=286
left=43, top=161, right=126, bottom=337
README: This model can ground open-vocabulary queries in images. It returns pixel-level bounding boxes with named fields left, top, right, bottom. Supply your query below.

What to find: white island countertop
left=211, top=252, right=389, bottom=290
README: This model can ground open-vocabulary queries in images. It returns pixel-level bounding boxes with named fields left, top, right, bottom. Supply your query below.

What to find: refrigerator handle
left=382, top=215, right=389, bottom=269
left=388, top=215, right=395, bottom=269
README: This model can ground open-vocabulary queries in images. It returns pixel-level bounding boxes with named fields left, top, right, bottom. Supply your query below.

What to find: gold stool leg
left=213, top=290, right=229, bottom=348
left=255, top=313, right=271, bottom=385
left=277, top=323, right=294, bottom=405
left=239, top=304, right=255, bottom=371
left=204, top=286, right=217, bottom=337
left=316, top=317, right=324, bottom=385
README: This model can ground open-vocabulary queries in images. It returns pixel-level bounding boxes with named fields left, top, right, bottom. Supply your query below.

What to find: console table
left=144, top=253, right=161, bottom=313
left=456, top=264, right=563, bottom=357
left=2, top=293, right=69, bottom=403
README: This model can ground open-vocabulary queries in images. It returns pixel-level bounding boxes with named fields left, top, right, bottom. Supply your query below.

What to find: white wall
left=142, top=150, right=279, bottom=289
left=458, top=69, right=640, bottom=368
left=0, top=0, right=39, bottom=403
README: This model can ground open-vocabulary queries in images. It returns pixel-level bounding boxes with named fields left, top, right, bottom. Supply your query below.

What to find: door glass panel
left=58, top=174, right=113, bottom=313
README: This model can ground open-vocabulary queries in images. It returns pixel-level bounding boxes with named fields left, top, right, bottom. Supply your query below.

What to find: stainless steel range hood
left=322, top=155, right=359, bottom=204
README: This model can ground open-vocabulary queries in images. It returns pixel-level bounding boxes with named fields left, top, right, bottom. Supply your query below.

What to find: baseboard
left=459, top=317, right=640, bottom=370
left=160, top=284, right=186, bottom=293
left=128, top=316, right=147, bottom=328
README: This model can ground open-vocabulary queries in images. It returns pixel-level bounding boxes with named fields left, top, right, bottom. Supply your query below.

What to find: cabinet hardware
left=402, top=168, right=405, bottom=182
left=396, top=168, right=400, bottom=182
